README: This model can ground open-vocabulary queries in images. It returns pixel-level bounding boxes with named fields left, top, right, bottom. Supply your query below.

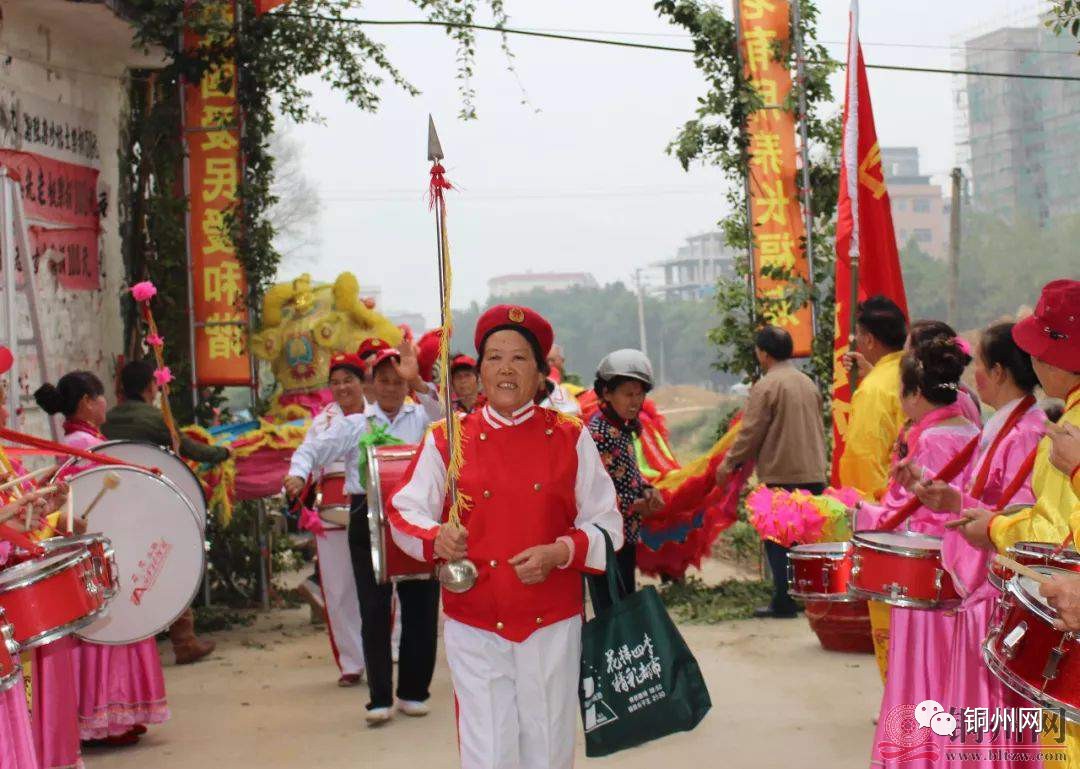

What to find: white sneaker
left=365, top=706, right=393, bottom=725
left=397, top=699, right=430, bottom=717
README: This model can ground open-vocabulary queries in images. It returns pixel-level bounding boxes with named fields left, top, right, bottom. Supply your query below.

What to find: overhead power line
left=277, top=12, right=1080, bottom=83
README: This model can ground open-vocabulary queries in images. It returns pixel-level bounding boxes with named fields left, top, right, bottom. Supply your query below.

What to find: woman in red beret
left=390, top=304, right=622, bottom=769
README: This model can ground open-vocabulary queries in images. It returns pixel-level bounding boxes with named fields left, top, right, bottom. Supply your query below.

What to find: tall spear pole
left=427, top=117, right=477, bottom=593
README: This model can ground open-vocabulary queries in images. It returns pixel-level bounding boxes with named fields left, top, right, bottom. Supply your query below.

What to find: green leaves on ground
left=659, top=576, right=773, bottom=623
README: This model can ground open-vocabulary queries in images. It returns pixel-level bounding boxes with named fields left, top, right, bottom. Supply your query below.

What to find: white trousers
left=315, top=529, right=365, bottom=675
left=444, top=616, right=582, bottom=769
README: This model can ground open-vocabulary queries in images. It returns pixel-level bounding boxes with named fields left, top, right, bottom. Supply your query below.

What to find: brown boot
left=170, top=607, right=216, bottom=665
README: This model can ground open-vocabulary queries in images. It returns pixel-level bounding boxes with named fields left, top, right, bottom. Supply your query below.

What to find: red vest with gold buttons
left=431, top=407, right=585, bottom=642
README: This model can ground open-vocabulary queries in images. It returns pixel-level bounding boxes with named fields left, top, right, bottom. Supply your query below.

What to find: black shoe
left=753, top=605, right=799, bottom=619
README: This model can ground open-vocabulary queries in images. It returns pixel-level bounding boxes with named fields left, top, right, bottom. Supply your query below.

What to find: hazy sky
left=281, top=0, right=1055, bottom=326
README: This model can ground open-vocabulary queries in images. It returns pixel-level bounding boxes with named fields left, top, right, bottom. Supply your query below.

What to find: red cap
left=1012, top=279, right=1080, bottom=372
left=450, top=354, right=477, bottom=372
left=357, top=337, right=392, bottom=360
left=370, top=348, right=402, bottom=373
left=328, top=352, right=366, bottom=378
left=416, top=329, right=443, bottom=383
left=0, top=346, right=11, bottom=375
left=473, top=304, right=554, bottom=359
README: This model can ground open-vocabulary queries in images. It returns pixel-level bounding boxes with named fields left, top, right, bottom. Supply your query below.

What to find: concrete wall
left=0, top=1, right=162, bottom=438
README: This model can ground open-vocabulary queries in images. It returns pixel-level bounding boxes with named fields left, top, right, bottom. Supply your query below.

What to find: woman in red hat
left=389, top=304, right=622, bottom=769
left=289, top=352, right=370, bottom=688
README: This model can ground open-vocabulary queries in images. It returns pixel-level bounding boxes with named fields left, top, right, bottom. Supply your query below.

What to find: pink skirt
left=30, top=636, right=83, bottom=769
left=76, top=639, right=169, bottom=739
left=0, top=677, right=38, bottom=769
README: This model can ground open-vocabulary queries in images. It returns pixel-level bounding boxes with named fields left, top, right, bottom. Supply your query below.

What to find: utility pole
left=634, top=268, right=648, bottom=356
left=947, top=167, right=962, bottom=328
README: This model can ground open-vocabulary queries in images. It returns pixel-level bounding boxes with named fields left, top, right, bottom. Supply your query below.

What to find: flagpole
left=845, top=0, right=861, bottom=391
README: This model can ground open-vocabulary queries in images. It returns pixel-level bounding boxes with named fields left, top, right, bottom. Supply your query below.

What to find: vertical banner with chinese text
left=182, top=0, right=252, bottom=386
left=736, top=0, right=814, bottom=356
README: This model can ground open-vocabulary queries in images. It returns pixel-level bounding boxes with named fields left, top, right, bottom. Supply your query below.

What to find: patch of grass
left=658, top=576, right=773, bottom=623
left=194, top=605, right=257, bottom=634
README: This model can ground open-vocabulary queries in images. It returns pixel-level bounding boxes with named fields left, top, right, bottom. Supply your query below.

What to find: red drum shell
left=366, top=445, right=433, bottom=584
left=850, top=530, right=961, bottom=610
left=787, top=542, right=856, bottom=601
left=984, top=567, right=1080, bottom=722
left=989, top=541, right=1058, bottom=591
left=317, top=474, right=349, bottom=529
left=0, top=548, right=107, bottom=649
left=0, top=610, right=19, bottom=693
left=40, top=534, right=118, bottom=600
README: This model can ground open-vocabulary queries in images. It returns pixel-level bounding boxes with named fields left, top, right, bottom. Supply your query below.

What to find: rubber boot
left=170, top=607, right=215, bottom=665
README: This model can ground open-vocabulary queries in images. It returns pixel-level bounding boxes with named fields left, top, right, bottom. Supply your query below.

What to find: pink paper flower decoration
left=130, top=281, right=157, bottom=302
left=146, top=333, right=165, bottom=348
left=153, top=367, right=174, bottom=387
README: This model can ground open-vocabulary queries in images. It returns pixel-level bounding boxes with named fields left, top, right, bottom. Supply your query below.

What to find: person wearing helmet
left=587, top=348, right=664, bottom=603
left=715, top=325, right=827, bottom=619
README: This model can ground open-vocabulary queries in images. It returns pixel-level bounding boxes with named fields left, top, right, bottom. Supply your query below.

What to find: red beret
left=473, top=304, right=554, bottom=359
left=357, top=337, right=392, bottom=359
left=416, top=329, right=443, bottom=383
left=328, top=352, right=366, bottom=378
left=370, top=348, right=402, bottom=373
left=0, top=346, right=11, bottom=375
left=1013, top=279, right=1080, bottom=372
left=450, top=354, right=477, bottom=373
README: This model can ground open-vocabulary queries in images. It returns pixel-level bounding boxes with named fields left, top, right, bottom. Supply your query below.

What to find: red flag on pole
left=829, top=0, right=908, bottom=485
left=254, top=0, right=290, bottom=14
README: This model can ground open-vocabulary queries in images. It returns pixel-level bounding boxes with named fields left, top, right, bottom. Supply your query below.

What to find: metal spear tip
left=427, top=115, right=445, bottom=162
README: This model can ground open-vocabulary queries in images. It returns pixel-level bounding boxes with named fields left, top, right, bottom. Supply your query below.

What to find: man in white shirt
left=285, top=345, right=441, bottom=725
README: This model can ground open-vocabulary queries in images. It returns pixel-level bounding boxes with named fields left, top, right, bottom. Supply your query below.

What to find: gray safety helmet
left=595, top=348, right=654, bottom=391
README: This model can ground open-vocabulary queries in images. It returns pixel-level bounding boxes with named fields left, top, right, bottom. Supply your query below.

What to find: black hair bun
left=33, top=382, right=65, bottom=415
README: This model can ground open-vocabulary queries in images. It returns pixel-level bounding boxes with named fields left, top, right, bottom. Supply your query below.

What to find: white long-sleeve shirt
left=288, top=390, right=439, bottom=495
left=390, top=404, right=623, bottom=571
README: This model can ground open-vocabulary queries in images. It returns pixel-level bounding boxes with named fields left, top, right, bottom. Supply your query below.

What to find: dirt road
left=82, top=600, right=880, bottom=769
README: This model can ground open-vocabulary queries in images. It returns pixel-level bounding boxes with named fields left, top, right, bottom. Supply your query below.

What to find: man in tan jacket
left=715, top=326, right=827, bottom=618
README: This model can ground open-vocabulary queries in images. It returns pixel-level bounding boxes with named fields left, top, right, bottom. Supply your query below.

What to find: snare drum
left=366, top=445, right=432, bottom=584
left=40, top=534, right=118, bottom=600
left=850, top=530, right=961, bottom=609
left=0, top=546, right=108, bottom=649
left=0, top=608, right=21, bottom=693
left=984, top=566, right=1080, bottom=723
left=316, top=473, right=350, bottom=529
left=72, top=465, right=204, bottom=645
left=787, top=542, right=856, bottom=601
left=989, top=541, right=1058, bottom=590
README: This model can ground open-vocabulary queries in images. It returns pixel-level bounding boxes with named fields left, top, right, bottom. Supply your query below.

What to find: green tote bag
left=579, top=529, right=711, bottom=757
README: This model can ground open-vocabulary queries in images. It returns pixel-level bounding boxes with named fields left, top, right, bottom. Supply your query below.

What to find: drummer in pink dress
left=853, top=336, right=981, bottom=769
left=909, top=323, right=1046, bottom=764
left=0, top=346, right=39, bottom=769
left=34, top=371, right=169, bottom=747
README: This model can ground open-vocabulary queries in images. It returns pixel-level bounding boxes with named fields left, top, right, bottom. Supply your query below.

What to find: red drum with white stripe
left=984, top=567, right=1080, bottom=723
left=367, top=445, right=432, bottom=584
left=316, top=473, right=349, bottom=529
left=989, top=541, right=1058, bottom=591
left=787, top=542, right=856, bottom=601
left=850, top=530, right=961, bottom=610
left=0, top=546, right=108, bottom=649
left=0, top=608, right=22, bottom=693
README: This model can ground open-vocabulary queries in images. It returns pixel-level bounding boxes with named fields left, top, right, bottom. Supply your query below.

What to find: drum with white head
left=70, top=465, right=204, bottom=644
left=63, top=441, right=208, bottom=529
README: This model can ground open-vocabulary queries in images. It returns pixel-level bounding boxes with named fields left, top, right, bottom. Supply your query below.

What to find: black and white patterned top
left=588, top=409, right=651, bottom=544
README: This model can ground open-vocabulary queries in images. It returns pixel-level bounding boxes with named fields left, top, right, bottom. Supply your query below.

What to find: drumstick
left=0, top=484, right=60, bottom=526
left=64, top=486, right=74, bottom=535
left=944, top=515, right=975, bottom=530
left=992, top=554, right=1051, bottom=585
left=0, top=465, right=57, bottom=494
left=79, top=472, right=120, bottom=521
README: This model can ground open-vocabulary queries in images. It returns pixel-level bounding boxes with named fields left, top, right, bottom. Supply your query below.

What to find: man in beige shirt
left=716, top=326, right=827, bottom=618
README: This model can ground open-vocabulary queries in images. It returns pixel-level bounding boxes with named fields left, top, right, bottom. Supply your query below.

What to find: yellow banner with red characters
left=182, top=0, right=252, bottom=386
left=736, top=0, right=813, bottom=356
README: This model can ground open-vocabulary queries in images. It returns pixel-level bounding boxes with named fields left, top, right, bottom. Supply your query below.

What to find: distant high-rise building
left=488, top=271, right=598, bottom=297
left=961, top=22, right=1080, bottom=224
left=883, top=147, right=949, bottom=261
left=653, top=231, right=736, bottom=301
